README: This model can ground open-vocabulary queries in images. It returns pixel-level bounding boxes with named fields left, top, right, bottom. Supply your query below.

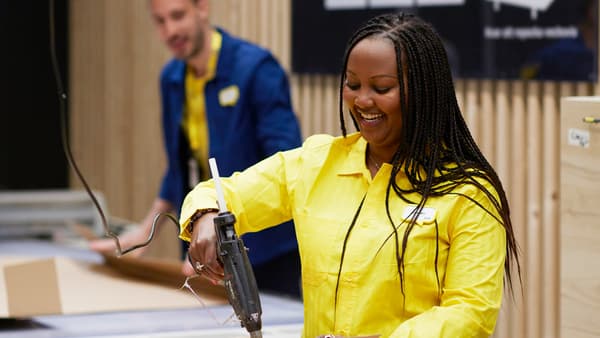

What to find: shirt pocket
left=397, top=205, right=441, bottom=266
left=294, top=209, right=351, bottom=270
left=296, top=209, right=347, bottom=334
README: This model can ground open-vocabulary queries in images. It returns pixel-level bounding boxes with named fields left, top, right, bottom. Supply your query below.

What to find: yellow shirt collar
left=335, top=133, right=368, bottom=176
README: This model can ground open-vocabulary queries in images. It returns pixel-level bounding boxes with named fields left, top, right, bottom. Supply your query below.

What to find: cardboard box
left=0, top=255, right=227, bottom=318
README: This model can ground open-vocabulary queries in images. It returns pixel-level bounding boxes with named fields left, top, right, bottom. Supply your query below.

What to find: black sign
left=292, top=0, right=598, bottom=81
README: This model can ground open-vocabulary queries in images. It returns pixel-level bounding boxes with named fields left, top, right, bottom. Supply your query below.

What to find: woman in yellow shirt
left=180, top=12, right=520, bottom=338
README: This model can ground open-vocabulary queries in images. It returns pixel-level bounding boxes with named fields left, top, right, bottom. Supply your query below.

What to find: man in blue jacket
left=91, top=0, right=302, bottom=298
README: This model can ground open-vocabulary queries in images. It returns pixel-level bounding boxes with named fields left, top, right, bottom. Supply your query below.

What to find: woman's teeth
left=360, top=112, right=384, bottom=121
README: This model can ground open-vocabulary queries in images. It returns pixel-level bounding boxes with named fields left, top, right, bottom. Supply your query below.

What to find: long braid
left=338, top=12, right=521, bottom=300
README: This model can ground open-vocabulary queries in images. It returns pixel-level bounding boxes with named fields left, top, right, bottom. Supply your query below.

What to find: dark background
left=292, top=0, right=597, bottom=81
left=0, top=0, right=69, bottom=190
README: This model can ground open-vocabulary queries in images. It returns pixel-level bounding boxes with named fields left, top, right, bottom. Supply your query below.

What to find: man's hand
left=89, top=224, right=150, bottom=257
left=89, top=198, right=174, bottom=257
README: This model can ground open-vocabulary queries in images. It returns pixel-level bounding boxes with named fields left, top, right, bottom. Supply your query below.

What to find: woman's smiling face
left=343, top=37, right=403, bottom=154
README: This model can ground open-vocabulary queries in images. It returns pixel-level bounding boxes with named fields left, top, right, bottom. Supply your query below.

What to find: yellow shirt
left=180, top=133, right=506, bottom=338
left=182, top=29, right=222, bottom=180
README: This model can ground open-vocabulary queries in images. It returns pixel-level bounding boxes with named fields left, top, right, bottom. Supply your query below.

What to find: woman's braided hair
left=338, top=12, right=521, bottom=297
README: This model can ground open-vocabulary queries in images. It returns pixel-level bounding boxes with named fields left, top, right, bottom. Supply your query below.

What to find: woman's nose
left=354, top=92, right=374, bottom=109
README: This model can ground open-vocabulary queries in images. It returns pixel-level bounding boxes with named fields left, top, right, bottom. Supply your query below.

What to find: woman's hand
left=186, top=211, right=225, bottom=283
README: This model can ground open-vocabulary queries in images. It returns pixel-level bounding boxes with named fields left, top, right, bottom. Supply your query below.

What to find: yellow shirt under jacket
left=180, top=133, right=506, bottom=338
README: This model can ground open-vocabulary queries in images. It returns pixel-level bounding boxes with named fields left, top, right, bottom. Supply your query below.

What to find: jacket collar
left=213, top=27, right=234, bottom=82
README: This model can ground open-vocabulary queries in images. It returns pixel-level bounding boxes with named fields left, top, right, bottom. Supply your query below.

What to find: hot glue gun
left=209, top=158, right=262, bottom=338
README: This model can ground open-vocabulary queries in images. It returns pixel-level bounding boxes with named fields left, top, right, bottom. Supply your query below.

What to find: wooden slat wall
left=69, top=0, right=600, bottom=336
left=70, top=0, right=170, bottom=220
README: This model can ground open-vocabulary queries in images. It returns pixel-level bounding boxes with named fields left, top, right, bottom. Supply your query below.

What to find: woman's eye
left=345, top=82, right=359, bottom=90
left=374, top=87, right=391, bottom=94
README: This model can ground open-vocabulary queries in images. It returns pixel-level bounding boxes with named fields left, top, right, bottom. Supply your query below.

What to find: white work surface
left=0, top=240, right=304, bottom=338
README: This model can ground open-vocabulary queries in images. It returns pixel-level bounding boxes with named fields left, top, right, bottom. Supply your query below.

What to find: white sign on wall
left=324, top=0, right=555, bottom=20
left=296, top=0, right=597, bottom=81
left=324, top=0, right=465, bottom=10
left=487, top=0, right=555, bottom=19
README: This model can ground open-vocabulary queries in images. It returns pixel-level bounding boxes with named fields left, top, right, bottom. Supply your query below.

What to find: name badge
left=402, top=205, right=436, bottom=224
left=219, top=85, right=239, bottom=107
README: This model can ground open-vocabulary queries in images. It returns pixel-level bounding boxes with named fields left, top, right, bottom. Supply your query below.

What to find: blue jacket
left=158, top=28, right=302, bottom=265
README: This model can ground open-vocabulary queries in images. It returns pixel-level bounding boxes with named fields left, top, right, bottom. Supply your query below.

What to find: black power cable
left=48, top=0, right=176, bottom=255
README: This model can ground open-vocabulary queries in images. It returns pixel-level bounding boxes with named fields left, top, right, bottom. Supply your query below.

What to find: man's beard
left=184, top=29, right=205, bottom=61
